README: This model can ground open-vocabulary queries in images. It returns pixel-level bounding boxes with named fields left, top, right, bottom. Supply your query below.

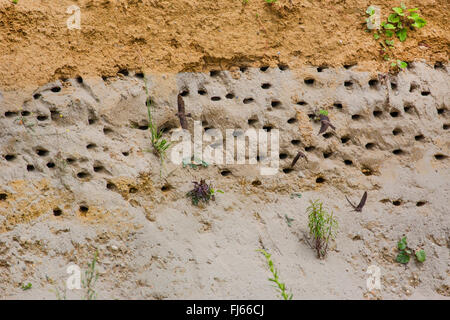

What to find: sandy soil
left=0, top=0, right=449, bottom=89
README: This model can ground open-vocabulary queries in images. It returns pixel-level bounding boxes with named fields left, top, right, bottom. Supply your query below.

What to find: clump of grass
left=257, top=249, right=293, bottom=300
left=142, top=76, right=171, bottom=174
left=306, top=199, right=338, bottom=259
left=82, top=250, right=99, bottom=300
left=186, top=179, right=223, bottom=206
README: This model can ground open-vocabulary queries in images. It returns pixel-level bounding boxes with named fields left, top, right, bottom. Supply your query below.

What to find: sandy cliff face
left=0, top=0, right=449, bottom=300
left=0, top=62, right=448, bottom=299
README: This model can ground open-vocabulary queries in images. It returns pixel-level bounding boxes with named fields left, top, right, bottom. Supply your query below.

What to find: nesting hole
left=21, top=111, right=30, bottom=116
left=198, top=89, right=207, bottom=96
left=161, top=184, right=172, bottom=192
left=392, top=200, right=402, bottom=206
left=221, top=170, right=232, bottom=176
left=344, top=159, right=353, bottom=166
left=210, top=70, right=220, bottom=77
left=283, top=168, right=294, bottom=174
left=323, top=151, right=333, bottom=159
left=129, top=187, right=138, bottom=194
left=262, top=125, right=273, bottom=132
left=344, top=81, right=353, bottom=87
left=118, top=69, right=129, bottom=76
left=260, top=66, right=269, bottom=72
left=390, top=82, right=397, bottom=90
left=421, top=91, right=430, bottom=96
left=271, top=100, right=281, bottom=108
left=51, top=86, right=61, bottom=93
left=79, top=206, right=89, bottom=213
left=323, top=132, right=333, bottom=139
left=291, top=140, right=301, bottom=145
left=252, top=180, right=262, bottom=186
left=278, top=64, right=289, bottom=71
left=434, top=62, right=445, bottom=70
left=86, top=143, right=97, bottom=150
left=248, top=118, right=258, bottom=126
left=333, top=103, right=343, bottom=110
left=53, top=208, right=62, bottom=217
left=416, top=201, right=426, bottom=207
left=33, top=93, right=41, bottom=100
left=434, top=154, right=447, bottom=160
left=122, top=151, right=130, bottom=156
left=0, top=193, right=7, bottom=201
left=392, top=149, right=404, bottom=155
left=106, top=182, right=117, bottom=191
left=368, top=79, right=379, bottom=88
left=390, top=110, right=400, bottom=117
left=305, top=146, right=315, bottom=152
left=315, top=177, right=325, bottom=183
left=211, top=96, right=221, bottom=101
left=226, top=93, right=235, bottom=99
left=392, top=128, right=402, bottom=136
left=414, top=134, right=424, bottom=141
left=279, top=153, right=288, bottom=159
left=287, top=117, right=297, bottom=124
left=46, top=162, right=55, bottom=168
left=77, top=171, right=91, bottom=179
left=351, top=114, right=361, bottom=120
left=341, top=136, right=350, bottom=144
left=27, top=164, right=35, bottom=172
left=409, top=82, right=419, bottom=92
left=261, top=83, right=271, bottom=89
left=317, top=66, right=328, bottom=72
left=437, top=108, right=445, bottom=115
left=5, top=111, right=18, bottom=118
left=443, top=124, right=449, bottom=130
left=297, top=101, right=307, bottom=106
left=373, top=110, right=382, bottom=117
left=304, top=78, right=315, bottom=85
left=5, top=154, right=16, bottom=161
left=103, top=127, right=113, bottom=135
left=36, top=148, right=49, bottom=157
left=37, top=115, right=48, bottom=121
left=243, top=98, right=254, bottom=104
left=93, top=165, right=105, bottom=173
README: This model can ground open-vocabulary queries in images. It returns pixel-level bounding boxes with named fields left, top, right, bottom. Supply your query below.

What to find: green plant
left=396, top=236, right=426, bottom=264
left=82, top=250, right=99, bottom=300
left=142, top=76, right=171, bottom=172
left=257, top=249, right=293, bottom=300
left=318, top=109, right=329, bottom=116
left=284, top=214, right=294, bottom=227
left=306, top=200, right=338, bottom=259
left=186, top=179, right=223, bottom=206
left=264, top=0, right=277, bottom=3
left=21, top=282, right=32, bottom=290
left=366, top=3, right=426, bottom=70
left=12, top=0, right=18, bottom=4
left=182, top=157, right=209, bottom=169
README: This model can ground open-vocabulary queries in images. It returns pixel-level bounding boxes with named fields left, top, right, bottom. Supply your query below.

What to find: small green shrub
left=366, top=3, right=427, bottom=70
left=396, top=236, right=426, bottom=264
left=306, top=200, right=338, bottom=259
left=257, top=249, right=293, bottom=300
left=21, top=282, right=32, bottom=290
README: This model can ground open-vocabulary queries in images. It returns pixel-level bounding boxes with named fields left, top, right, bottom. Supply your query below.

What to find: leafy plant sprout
left=366, top=3, right=427, bottom=70
left=396, top=236, right=426, bottom=264
left=306, top=199, right=338, bottom=259
left=186, top=179, right=223, bottom=206
left=257, top=249, right=293, bottom=300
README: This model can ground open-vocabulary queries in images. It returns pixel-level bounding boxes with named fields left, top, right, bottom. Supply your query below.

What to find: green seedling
left=257, top=249, right=293, bottom=300
left=396, top=236, right=426, bottom=264
left=21, top=282, right=32, bottom=290
left=182, top=157, right=209, bottom=169
left=264, top=0, right=277, bottom=3
left=290, top=193, right=302, bottom=199
left=307, top=200, right=338, bottom=259
left=285, top=214, right=294, bottom=227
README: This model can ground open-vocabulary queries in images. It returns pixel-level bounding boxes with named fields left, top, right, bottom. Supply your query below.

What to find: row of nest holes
left=4, top=109, right=62, bottom=121
left=52, top=205, right=89, bottom=217
left=381, top=199, right=429, bottom=207
left=331, top=104, right=445, bottom=119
